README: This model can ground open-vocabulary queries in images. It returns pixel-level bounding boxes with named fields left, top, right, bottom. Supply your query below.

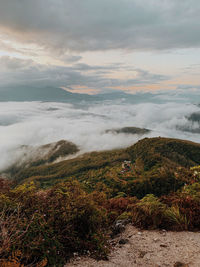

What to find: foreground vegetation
left=1, top=137, right=200, bottom=266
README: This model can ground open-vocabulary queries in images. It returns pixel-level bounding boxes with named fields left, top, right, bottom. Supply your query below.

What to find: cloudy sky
left=0, top=0, right=200, bottom=94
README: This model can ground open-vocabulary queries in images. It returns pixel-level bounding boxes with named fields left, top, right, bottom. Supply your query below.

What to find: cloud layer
left=0, top=99, right=200, bottom=171
left=0, top=56, right=169, bottom=91
left=0, top=0, right=200, bottom=52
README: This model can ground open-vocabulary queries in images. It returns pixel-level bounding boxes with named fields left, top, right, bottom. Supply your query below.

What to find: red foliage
left=105, top=197, right=138, bottom=215
left=0, top=178, right=12, bottom=193
left=161, top=193, right=200, bottom=230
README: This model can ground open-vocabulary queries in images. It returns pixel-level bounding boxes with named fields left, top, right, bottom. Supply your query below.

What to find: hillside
left=127, top=137, right=200, bottom=170
left=5, top=140, right=79, bottom=177
left=13, top=137, right=200, bottom=197
left=1, top=137, right=200, bottom=266
left=14, top=148, right=130, bottom=189
left=105, top=126, right=150, bottom=135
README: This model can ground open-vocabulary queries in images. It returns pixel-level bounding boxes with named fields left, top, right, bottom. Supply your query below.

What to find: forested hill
left=127, top=137, right=200, bottom=170
left=13, top=137, right=200, bottom=197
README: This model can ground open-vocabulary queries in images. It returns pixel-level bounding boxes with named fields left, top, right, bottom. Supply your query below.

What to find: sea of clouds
left=0, top=100, right=200, bottom=172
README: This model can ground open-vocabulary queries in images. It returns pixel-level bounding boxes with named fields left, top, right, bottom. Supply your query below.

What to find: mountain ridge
left=11, top=137, right=200, bottom=195
left=0, top=86, right=164, bottom=103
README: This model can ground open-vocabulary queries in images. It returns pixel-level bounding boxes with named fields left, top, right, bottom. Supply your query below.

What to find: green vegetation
left=105, top=126, right=150, bottom=135
left=14, top=137, right=200, bottom=198
left=0, top=180, right=109, bottom=266
left=1, top=137, right=200, bottom=266
left=6, top=140, right=79, bottom=176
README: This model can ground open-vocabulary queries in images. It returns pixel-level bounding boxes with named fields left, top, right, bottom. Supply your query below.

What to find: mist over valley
left=0, top=92, right=200, bottom=173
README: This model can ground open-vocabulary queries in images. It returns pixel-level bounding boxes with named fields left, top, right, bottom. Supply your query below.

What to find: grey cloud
left=0, top=56, right=170, bottom=91
left=59, top=55, right=82, bottom=63
left=0, top=0, right=200, bottom=52
left=176, top=84, right=200, bottom=91
left=0, top=39, right=19, bottom=53
left=151, top=85, right=200, bottom=104
left=0, top=56, right=35, bottom=70
left=72, top=63, right=123, bottom=71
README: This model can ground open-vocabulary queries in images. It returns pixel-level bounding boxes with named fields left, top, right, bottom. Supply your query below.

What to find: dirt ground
left=66, top=225, right=200, bottom=267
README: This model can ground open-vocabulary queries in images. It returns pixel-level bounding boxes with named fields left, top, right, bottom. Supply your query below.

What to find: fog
left=0, top=100, right=200, bottom=171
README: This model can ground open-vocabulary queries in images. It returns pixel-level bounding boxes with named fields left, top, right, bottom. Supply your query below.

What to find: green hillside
left=1, top=137, right=200, bottom=266
left=127, top=137, right=200, bottom=170
left=13, top=137, right=200, bottom=198
left=105, top=126, right=150, bottom=135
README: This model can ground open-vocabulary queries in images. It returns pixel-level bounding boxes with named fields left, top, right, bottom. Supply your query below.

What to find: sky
left=0, top=0, right=200, bottom=94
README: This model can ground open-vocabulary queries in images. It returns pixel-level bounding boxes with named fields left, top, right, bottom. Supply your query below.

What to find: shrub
left=164, top=206, right=189, bottom=230
left=116, top=211, right=132, bottom=221
left=0, top=180, right=109, bottom=266
left=161, top=184, right=200, bottom=230
left=105, top=197, right=137, bottom=223
left=132, top=194, right=167, bottom=229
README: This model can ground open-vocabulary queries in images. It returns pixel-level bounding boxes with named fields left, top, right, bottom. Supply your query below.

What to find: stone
left=160, top=243, right=168, bottom=248
left=139, top=251, right=146, bottom=258
left=111, top=220, right=126, bottom=237
left=119, top=238, right=129, bottom=245
left=73, top=252, right=78, bottom=257
left=174, top=262, right=189, bottom=267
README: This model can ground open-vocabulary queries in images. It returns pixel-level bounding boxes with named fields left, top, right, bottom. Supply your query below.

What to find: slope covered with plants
left=13, top=137, right=200, bottom=198
left=1, top=137, right=200, bottom=266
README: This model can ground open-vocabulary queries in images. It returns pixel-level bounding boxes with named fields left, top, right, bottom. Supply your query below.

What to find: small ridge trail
left=66, top=225, right=200, bottom=267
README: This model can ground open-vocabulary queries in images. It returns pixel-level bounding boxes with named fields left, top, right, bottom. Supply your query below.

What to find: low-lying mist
left=0, top=100, right=200, bottom=172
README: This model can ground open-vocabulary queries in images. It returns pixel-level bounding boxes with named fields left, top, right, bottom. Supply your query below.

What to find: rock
left=119, top=238, right=129, bottom=245
left=138, top=231, right=142, bottom=235
left=139, top=251, right=146, bottom=258
left=160, top=244, right=168, bottom=248
left=73, top=252, right=78, bottom=257
left=145, top=253, right=151, bottom=260
left=111, top=220, right=126, bottom=237
left=161, top=229, right=167, bottom=235
left=109, top=240, right=117, bottom=247
left=174, top=262, right=189, bottom=267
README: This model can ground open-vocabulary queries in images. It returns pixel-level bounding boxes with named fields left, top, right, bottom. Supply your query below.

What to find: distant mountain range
left=0, top=86, right=94, bottom=102
left=1, top=85, right=200, bottom=104
left=0, top=85, right=164, bottom=103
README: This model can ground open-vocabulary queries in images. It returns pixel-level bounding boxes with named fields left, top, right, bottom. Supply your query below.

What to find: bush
left=132, top=194, right=167, bottom=229
left=162, top=184, right=200, bottom=230
left=165, top=206, right=189, bottom=230
left=105, top=197, right=137, bottom=223
left=0, top=180, right=109, bottom=266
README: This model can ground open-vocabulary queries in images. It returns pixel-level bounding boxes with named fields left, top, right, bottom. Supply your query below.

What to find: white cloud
left=0, top=99, right=200, bottom=171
